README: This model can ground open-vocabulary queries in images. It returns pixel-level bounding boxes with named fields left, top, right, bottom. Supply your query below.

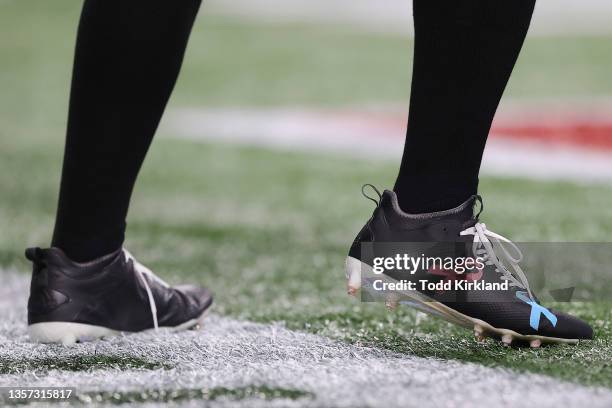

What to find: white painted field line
left=202, top=0, right=612, bottom=36
left=164, top=107, right=612, bottom=185
left=1, top=271, right=611, bottom=407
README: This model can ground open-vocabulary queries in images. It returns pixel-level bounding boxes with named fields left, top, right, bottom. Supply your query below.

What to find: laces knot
left=460, top=222, right=532, bottom=299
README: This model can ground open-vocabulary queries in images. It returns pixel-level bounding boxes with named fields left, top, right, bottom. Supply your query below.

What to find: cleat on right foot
left=346, top=187, right=593, bottom=346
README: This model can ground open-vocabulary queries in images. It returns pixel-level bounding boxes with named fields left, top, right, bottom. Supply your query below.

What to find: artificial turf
left=1, top=0, right=611, bottom=393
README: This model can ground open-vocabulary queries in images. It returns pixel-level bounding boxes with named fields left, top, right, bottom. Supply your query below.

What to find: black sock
left=394, top=0, right=535, bottom=213
left=51, top=0, right=201, bottom=262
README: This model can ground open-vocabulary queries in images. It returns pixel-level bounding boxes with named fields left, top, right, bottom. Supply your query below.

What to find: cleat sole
left=345, top=256, right=584, bottom=346
left=28, top=322, right=118, bottom=345
left=29, top=305, right=212, bottom=345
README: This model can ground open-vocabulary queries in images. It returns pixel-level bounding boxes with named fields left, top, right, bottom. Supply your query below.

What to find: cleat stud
left=501, top=334, right=513, bottom=346
left=530, top=339, right=541, bottom=348
left=385, top=300, right=398, bottom=311
left=347, top=286, right=358, bottom=297
left=385, top=294, right=400, bottom=311
left=474, top=333, right=486, bottom=343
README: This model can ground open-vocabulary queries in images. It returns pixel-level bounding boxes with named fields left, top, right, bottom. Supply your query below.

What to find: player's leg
left=394, top=0, right=535, bottom=213
left=26, top=0, right=212, bottom=344
left=52, top=0, right=202, bottom=262
left=346, top=0, right=593, bottom=345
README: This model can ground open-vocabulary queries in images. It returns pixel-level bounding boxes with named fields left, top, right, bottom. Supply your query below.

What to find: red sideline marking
left=334, top=111, right=612, bottom=151
left=492, top=121, right=612, bottom=151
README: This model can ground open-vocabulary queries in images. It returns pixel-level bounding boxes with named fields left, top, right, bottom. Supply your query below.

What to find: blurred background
left=1, top=0, right=612, bottom=281
left=1, top=0, right=612, bottom=389
left=2, top=0, right=612, bottom=266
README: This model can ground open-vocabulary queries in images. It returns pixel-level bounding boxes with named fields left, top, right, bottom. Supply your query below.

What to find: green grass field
left=1, top=0, right=611, bottom=398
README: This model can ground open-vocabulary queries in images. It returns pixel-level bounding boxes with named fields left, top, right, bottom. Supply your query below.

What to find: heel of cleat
left=345, top=257, right=362, bottom=297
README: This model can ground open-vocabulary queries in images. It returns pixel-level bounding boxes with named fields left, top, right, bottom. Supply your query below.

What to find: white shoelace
left=123, top=249, right=170, bottom=331
left=460, top=223, right=533, bottom=299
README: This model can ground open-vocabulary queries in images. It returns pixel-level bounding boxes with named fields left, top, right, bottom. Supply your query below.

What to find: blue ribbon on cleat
left=515, top=291, right=558, bottom=331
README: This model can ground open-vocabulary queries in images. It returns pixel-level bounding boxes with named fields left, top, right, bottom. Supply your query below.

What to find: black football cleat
left=346, top=186, right=593, bottom=346
left=26, top=247, right=213, bottom=344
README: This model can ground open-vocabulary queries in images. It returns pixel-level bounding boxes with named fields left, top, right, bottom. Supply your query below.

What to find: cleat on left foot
left=25, top=247, right=213, bottom=344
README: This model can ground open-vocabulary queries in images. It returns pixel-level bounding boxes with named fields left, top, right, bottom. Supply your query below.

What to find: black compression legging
left=394, top=0, right=535, bottom=213
left=51, top=0, right=535, bottom=261
left=52, top=0, right=202, bottom=261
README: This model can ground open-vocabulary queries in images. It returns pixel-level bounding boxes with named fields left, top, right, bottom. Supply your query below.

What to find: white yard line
left=1, top=271, right=611, bottom=407
left=203, top=0, right=612, bottom=36
left=164, top=107, right=612, bottom=185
